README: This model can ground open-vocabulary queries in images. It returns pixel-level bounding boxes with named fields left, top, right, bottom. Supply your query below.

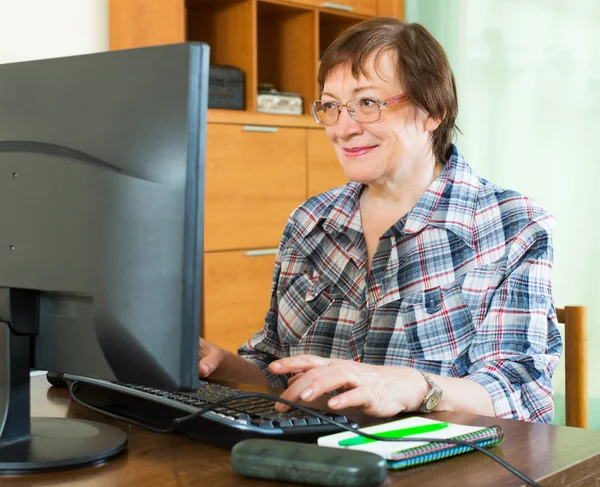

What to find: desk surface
left=3, top=376, right=600, bottom=486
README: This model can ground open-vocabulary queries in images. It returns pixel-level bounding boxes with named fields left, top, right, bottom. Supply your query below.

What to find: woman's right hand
left=198, top=338, right=227, bottom=378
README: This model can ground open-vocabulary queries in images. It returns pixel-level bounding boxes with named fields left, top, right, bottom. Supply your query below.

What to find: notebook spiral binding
left=387, top=425, right=505, bottom=469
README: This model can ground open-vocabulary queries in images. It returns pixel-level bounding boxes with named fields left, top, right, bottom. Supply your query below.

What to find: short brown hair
left=318, top=18, right=458, bottom=164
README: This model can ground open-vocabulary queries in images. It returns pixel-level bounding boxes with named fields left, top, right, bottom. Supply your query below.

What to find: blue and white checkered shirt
left=238, top=145, right=563, bottom=422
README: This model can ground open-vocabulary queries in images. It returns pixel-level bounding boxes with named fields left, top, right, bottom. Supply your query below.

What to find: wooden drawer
left=204, top=123, right=307, bottom=251
left=290, top=0, right=377, bottom=16
left=307, top=128, right=347, bottom=196
left=203, top=249, right=277, bottom=353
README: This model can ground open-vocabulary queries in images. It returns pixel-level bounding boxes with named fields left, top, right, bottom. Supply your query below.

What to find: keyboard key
left=234, top=413, right=252, bottom=423
left=251, top=420, right=275, bottom=429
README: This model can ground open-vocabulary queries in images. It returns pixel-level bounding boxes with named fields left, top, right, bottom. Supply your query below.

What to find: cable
left=69, top=381, right=541, bottom=487
left=69, top=381, right=173, bottom=434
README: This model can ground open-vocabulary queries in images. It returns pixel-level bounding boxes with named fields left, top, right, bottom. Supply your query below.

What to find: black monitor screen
left=0, top=43, right=209, bottom=391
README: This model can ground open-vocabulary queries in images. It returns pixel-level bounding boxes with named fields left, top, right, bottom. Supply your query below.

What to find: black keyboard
left=64, top=374, right=358, bottom=448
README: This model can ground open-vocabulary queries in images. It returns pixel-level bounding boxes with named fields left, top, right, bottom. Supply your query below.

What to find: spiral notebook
left=317, top=417, right=504, bottom=470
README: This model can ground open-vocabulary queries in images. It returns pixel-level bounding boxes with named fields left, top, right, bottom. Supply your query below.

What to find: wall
left=406, top=0, right=600, bottom=428
left=0, top=0, right=108, bottom=65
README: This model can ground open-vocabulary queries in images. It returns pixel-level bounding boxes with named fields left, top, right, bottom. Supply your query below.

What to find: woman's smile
left=342, top=145, right=379, bottom=157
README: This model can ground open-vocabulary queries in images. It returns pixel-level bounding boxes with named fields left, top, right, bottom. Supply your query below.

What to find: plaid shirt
left=239, top=145, right=562, bottom=423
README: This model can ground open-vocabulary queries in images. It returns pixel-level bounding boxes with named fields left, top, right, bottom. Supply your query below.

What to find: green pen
left=338, top=422, right=450, bottom=446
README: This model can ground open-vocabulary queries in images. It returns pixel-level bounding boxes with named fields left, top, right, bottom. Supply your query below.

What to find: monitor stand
left=0, top=289, right=127, bottom=474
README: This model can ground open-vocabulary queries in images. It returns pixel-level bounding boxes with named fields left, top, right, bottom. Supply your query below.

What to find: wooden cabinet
left=290, top=0, right=377, bottom=17
left=307, top=128, right=347, bottom=196
left=110, top=0, right=404, bottom=114
left=109, top=0, right=403, bottom=351
left=203, top=120, right=344, bottom=350
left=204, top=123, right=306, bottom=252
left=203, top=250, right=277, bottom=352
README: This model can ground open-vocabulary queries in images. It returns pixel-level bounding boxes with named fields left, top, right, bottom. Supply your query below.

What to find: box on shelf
left=257, top=90, right=303, bottom=115
left=209, top=65, right=244, bottom=110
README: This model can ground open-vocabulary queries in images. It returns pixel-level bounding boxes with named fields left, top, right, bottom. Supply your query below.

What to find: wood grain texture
left=318, top=11, right=362, bottom=56
left=290, top=0, right=377, bottom=17
left=9, top=376, right=600, bottom=486
left=203, top=123, right=306, bottom=251
left=109, top=0, right=186, bottom=50
left=307, top=128, right=347, bottom=196
left=208, top=109, right=317, bottom=127
left=377, top=0, right=404, bottom=18
left=188, top=0, right=257, bottom=111
left=203, top=250, right=276, bottom=352
left=257, top=3, right=318, bottom=115
left=558, top=305, right=588, bottom=429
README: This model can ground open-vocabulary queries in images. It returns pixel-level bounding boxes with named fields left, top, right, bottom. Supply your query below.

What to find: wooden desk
left=3, top=376, right=600, bottom=486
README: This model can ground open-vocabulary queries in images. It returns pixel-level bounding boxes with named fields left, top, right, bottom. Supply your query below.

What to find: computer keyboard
left=63, top=374, right=358, bottom=448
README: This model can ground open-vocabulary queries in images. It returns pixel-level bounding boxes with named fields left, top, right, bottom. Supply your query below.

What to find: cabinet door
left=204, top=124, right=307, bottom=251
left=290, top=0, right=377, bottom=16
left=203, top=250, right=277, bottom=353
left=307, top=128, right=347, bottom=196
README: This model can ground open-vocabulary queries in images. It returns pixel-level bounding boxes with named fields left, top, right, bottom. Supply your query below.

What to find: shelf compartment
left=318, top=10, right=362, bottom=61
left=257, top=1, right=318, bottom=114
left=187, top=0, right=257, bottom=111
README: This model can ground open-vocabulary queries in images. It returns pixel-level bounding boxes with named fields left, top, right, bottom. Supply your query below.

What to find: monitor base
left=0, top=417, right=127, bottom=474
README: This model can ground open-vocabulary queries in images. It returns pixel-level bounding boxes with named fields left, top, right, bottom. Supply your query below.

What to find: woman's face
left=322, top=50, right=439, bottom=185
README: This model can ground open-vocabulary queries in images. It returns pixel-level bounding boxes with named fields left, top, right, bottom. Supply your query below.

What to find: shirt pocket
left=401, top=285, right=475, bottom=363
left=277, top=273, right=334, bottom=347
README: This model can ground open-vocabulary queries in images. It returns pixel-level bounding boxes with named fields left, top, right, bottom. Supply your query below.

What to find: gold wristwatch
left=419, top=371, right=443, bottom=413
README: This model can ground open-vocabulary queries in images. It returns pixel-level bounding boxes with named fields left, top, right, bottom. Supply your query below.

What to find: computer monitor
left=0, top=42, right=209, bottom=473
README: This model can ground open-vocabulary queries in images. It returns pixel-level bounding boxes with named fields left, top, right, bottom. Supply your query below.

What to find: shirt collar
left=302, top=181, right=363, bottom=238
left=300, top=145, right=479, bottom=249
left=403, top=145, right=479, bottom=249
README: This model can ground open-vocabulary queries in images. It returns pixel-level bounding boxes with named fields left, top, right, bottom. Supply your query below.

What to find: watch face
left=426, top=393, right=441, bottom=410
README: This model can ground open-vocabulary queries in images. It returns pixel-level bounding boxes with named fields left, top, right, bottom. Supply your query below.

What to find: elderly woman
left=199, top=18, right=562, bottom=422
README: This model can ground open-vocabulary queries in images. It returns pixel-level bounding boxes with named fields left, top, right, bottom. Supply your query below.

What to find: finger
left=198, top=339, right=210, bottom=377
left=287, top=373, right=305, bottom=386
left=326, top=386, right=373, bottom=412
left=269, top=355, right=334, bottom=375
left=294, top=368, right=358, bottom=404
left=198, top=347, right=221, bottom=377
left=275, top=367, right=350, bottom=412
left=198, top=359, right=214, bottom=377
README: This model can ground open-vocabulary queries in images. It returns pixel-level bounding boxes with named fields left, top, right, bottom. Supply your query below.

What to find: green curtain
left=406, top=0, right=600, bottom=428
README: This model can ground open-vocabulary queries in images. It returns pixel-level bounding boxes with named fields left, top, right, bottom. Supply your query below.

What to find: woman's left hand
left=269, top=355, right=427, bottom=417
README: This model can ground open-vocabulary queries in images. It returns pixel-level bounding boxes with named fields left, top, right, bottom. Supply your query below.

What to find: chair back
left=557, top=306, right=588, bottom=428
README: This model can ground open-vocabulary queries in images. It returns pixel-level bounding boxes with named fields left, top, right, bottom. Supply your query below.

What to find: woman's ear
left=425, top=115, right=443, bottom=132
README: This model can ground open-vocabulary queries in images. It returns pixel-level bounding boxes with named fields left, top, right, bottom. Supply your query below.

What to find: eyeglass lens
left=313, top=98, right=381, bottom=125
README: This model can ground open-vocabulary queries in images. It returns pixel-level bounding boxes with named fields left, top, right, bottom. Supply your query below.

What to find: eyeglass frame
left=309, top=93, right=408, bottom=126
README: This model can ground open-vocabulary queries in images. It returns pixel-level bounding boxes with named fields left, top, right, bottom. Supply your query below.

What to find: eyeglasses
left=310, top=94, right=408, bottom=126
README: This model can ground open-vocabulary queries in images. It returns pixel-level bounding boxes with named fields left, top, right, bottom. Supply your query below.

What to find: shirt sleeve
left=237, top=219, right=294, bottom=389
left=464, top=217, right=563, bottom=422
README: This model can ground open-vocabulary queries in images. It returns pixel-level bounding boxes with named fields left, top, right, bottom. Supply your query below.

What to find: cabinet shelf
left=110, top=0, right=403, bottom=114
left=208, top=108, right=318, bottom=128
